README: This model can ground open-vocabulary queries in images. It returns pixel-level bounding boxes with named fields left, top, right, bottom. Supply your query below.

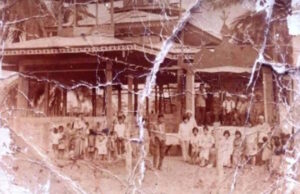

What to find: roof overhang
left=2, top=36, right=198, bottom=62
left=195, top=66, right=253, bottom=73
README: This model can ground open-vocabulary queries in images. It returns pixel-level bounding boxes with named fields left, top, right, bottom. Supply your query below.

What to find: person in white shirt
left=218, top=130, right=233, bottom=168
left=256, top=115, right=271, bottom=165
left=199, top=126, right=215, bottom=167
left=114, top=112, right=127, bottom=155
left=51, top=127, right=61, bottom=157
left=178, top=113, right=192, bottom=162
left=222, top=94, right=236, bottom=125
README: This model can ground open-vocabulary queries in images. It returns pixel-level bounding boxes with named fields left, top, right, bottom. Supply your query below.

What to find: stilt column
left=106, top=61, right=113, bottom=129
left=185, top=68, right=195, bottom=115
left=17, top=65, right=29, bottom=116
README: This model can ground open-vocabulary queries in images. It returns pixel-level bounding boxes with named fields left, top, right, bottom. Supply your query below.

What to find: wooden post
left=155, top=85, right=158, bottom=113
left=159, top=84, right=163, bottom=114
left=128, top=75, right=134, bottom=118
left=110, top=0, right=115, bottom=34
left=134, top=81, right=138, bottom=116
left=73, top=0, right=77, bottom=30
left=57, top=0, right=63, bottom=36
left=106, top=61, right=113, bottom=129
left=17, top=66, right=29, bottom=116
left=262, top=66, right=274, bottom=124
left=62, top=88, right=67, bottom=116
left=185, top=68, right=195, bottom=115
left=95, top=0, right=99, bottom=27
left=176, top=68, right=183, bottom=124
left=118, top=85, right=122, bottom=113
left=44, top=81, right=49, bottom=116
left=146, top=97, right=149, bottom=116
left=92, top=88, right=96, bottom=116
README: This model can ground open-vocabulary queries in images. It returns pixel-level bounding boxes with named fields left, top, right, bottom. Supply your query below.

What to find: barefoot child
left=96, top=133, right=108, bottom=160
left=262, top=136, right=272, bottom=170
left=57, top=126, right=66, bottom=159
left=199, top=126, right=215, bottom=167
left=232, top=130, right=244, bottom=167
left=218, top=130, right=233, bottom=168
left=190, top=127, right=200, bottom=164
left=51, top=127, right=60, bottom=157
left=107, top=130, right=117, bottom=161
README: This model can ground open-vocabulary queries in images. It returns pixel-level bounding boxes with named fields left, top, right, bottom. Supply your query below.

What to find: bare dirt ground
left=2, top=129, right=300, bottom=194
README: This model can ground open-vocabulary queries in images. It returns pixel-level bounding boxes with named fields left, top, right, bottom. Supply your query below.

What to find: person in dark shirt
left=151, top=114, right=166, bottom=170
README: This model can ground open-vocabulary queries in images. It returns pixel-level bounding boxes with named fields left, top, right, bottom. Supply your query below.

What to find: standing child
left=57, top=126, right=66, bottom=159
left=107, top=130, right=117, bottom=161
left=262, top=136, right=272, bottom=170
left=114, top=113, right=127, bottom=156
left=178, top=113, right=192, bottom=162
left=86, top=129, right=96, bottom=160
left=96, top=133, right=108, bottom=160
left=143, top=118, right=151, bottom=157
left=190, top=127, right=200, bottom=164
left=51, top=127, right=60, bottom=157
left=199, top=126, right=215, bottom=167
left=218, top=130, right=233, bottom=168
left=270, top=137, right=283, bottom=177
left=232, top=130, right=244, bottom=167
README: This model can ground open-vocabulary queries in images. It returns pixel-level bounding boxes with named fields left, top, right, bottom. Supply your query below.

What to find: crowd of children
left=51, top=110, right=294, bottom=179
left=51, top=113, right=131, bottom=161
left=178, top=112, right=294, bottom=177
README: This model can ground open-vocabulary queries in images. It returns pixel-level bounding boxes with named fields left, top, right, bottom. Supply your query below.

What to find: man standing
left=222, top=93, right=236, bottom=125
left=178, top=113, right=192, bottom=162
left=256, top=115, right=271, bottom=165
left=195, top=84, right=207, bottom=125
left=151, top=114, right=167, bottom=170
left=235, top=95, right=249, bottom=125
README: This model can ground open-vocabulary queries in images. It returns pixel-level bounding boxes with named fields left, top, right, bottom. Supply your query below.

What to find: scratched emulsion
left=0, top=0, right=300, bottom=194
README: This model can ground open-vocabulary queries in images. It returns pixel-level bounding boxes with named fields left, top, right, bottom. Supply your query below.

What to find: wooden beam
left=21, top=57, right=100, bottom=66
left=134, top=81, right=138, bottom=116
left=118, top=85, right=122, bottom=113
left=92, top=88, right=96, bottom=116
left=176, top=67, right=183, bottom=124
left=128, top=75, right=134, bottom=125
left=186, top=68, right=195, bottom=115
left=17, top=65, right=29, bottom=116
left=106, top=61, right=113, bottom=129
left=110, top=0, right=115, bottom=34
left=57, top=0, right=63, bottom=36
left=44, top=81, right=49, bottom=116
left=262, top=66, right=275, bottom=124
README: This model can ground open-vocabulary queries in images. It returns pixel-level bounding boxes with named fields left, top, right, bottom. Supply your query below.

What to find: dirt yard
left=2, top=128, right=300, bottom=194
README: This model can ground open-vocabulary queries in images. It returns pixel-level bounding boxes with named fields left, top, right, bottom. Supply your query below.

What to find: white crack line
left=132, top=0, right=203, bottom=193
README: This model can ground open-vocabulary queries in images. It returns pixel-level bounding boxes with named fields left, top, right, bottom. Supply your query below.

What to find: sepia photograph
left=0, top=0, right=300, bottom=193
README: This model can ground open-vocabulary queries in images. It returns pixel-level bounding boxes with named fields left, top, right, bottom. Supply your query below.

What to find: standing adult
left=114, top=112, right=127, bottom=156
left=256, top=115, right=271, bottom=165
left=212, top=92, right=222, bottom=123
left=73, top=116, right=87, bottom=159
left=222, top=93, right=236, bottom=125
left=235, top=95, right=249, bottom=125
left=152, top=114, right=167, bottom=170
left=195, top=84, right=207, bottom=125
left=178, top=113, right=192, bottom=162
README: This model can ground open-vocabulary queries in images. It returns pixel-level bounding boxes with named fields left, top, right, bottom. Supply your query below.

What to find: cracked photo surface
left=0, top=0, right=300, bottom=193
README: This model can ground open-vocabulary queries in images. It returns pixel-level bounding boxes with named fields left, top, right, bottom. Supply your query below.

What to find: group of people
left=50, top=109, right=294, bottom=178
left=195, top=84, right=260, bottom=126
left=51, top=113, right=130, bottom=161
left=177, top=111, right=294, bottom=177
